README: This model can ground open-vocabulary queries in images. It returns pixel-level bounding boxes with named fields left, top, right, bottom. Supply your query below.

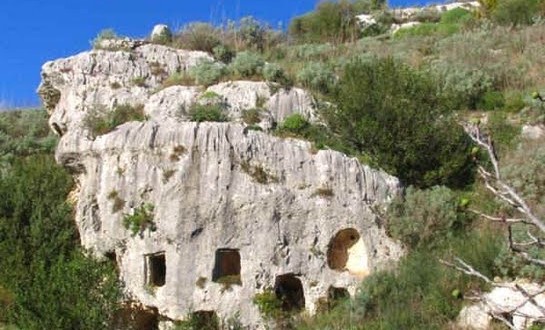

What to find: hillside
left=3, top=0, right=545, bottom=329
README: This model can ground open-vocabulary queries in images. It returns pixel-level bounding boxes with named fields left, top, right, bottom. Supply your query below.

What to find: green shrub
left=328, top=57, right=474, bottom=188
left=388, top=186, right=472, bottom=249
left=150, top=28, right=172, bottom=45
left=229, top=51, right=265, bottom=78
left=189, top=103, right=229, bottom=122
left=287, top=43, right=334, bottom=61
left=174, top=22, right=221, bottom=53
left=253, top=289, right=283, bottom=320
left=413, top=8, right=442, bottom=23
left=91, top=28, right=119, bottom=49
left=487, top=111, right=520, bottom=150
left=241, top=109, right=262, bottom=125
left=212, top=44, right=235, bottom=64
left=123, top=203, right=156, bottom=237
left=477, top=90, right=505, bottom=110
left=440, top=8, right=473, bottom=25
left=84, top=104, right=146, bottom=137
left=174, top=312, right=220, bottom=330
left=289, top=1, right=360, bottom=44
left=504, top=92, right=526, bottom=112
left=492, top=0, right=542, bottom=26
left=262, top=63, right=287, bottom=83
left=0, top=155, right=121, bottom=329
left=394, top=23, right=439, bottom=39
left=189, top=60, right=226, bottom=86
left=0, top=110, right=57, bottom=165
left=296, top=62, right=336, bottom=94
left=161, top=72, right=195, bottom=88
left=434, top=64, right=494, bottom=110
left=279, top=114, right=309, bottom=133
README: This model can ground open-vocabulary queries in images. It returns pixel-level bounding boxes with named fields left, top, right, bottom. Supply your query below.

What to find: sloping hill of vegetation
left=4, top=0, right=545, bottom=328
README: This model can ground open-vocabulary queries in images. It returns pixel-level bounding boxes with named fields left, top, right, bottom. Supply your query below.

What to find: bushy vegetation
left=0, top=111, right=121, bottom=329
left=289, top=1, right=361, bottom=44
left=326, top=57, right=474, bottom=188
left=0, top=110, right=57, bottom=167
left=299, top=230, right=503, bottom=330
left=388, top=186, right=472, bottom=249
left=189, top=103, right=229, bottom=123
left=229, top=51, right=265, bottom=78
left=84, top=103, right=146, bottom=137
left=189, top=59, right=227, bottom=86
left=123, top=203, right=156, bottom=237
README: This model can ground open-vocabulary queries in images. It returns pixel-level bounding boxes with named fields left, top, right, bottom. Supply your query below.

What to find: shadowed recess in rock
left=275, top=273, right=305, bottom=312
left=146, top=252, right=166, bottom=287
left=212, top=248, right=242, bottom=284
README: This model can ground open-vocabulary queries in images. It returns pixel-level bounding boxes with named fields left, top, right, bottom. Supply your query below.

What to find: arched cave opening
left=212, top=248, right=241, bottom=284
left=189, top=311, right=219, bottom=330
left=274, top=273, right=305, bottom=312
left=326, top=228, right=369, bottom=276
left=146, top=252, right=166, bottom=287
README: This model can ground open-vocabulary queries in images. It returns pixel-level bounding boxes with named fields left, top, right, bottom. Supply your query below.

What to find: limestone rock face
left=39, top=40, right=403, bottom=328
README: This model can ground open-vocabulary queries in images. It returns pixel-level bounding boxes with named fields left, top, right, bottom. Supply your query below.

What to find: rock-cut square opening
left=274, top=273, right=305, bottom=312
left=212, top=248, right=241, bottom=285
left=326, top=228, right=369, bottom=277
left=146, top=252, right=166, bottom=287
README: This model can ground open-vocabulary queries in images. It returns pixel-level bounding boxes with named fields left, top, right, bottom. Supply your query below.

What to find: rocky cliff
left=38, top=38, right=402, bottom=328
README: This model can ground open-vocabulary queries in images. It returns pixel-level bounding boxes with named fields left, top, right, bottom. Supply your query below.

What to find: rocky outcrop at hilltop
left=38, top=39, right=402, bottom=328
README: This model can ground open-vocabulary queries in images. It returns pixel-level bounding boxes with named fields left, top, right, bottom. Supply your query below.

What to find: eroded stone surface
left=40, top=40, right=403, bottom=329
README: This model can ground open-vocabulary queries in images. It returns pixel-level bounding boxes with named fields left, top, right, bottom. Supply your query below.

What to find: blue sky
left=0, top=0, right=440, bottom=108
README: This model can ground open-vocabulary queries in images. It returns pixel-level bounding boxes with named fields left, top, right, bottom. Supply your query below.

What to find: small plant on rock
left=123, top=203, right=156, bottom=238
left=189, top=60, right=227, bottom=86
left=241, top=108, right=262, bottom=125
left=253, top=289, right=283, bottom=320
left=85, top=103, right=146, bottom=137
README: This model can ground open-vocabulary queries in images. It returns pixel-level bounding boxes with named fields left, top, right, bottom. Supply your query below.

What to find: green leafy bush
left=328, top=57, right=474, bottom=188
left=189, top=60, right=226, bottom=86
left=91, top=28, right=119, bottom=49
left=262, top=63, right=287, bottom=84
left=174, top=22, right=221, bottom=53
left=388, top=186, right=472, bottom=249
left=84, top=103, right=146, bottom=137
left=241, top=109, right=262, bottom=125
left=289, top=1, right=360, bottom=44
left=0, top=110, right=57, bottom=165
left=189, top=103, right=229, bottom=122
left=477, top=90, right=505, bottom=110
left=296, top=62, right=336, bottom=94
left=434, top=64, right=494, bottom=110
left=279, top=114, right=309, bottom=133
left=253, top=289, right=283, bottom=320
left=440, top=8, right=473, bottom=25
left=123, top=203, right=156, bottom=237
left=212, top=44, right=235, bottom=64
left=492, top=0, right=542, bottom=26
left=0, top=155, right=121, bottom=329
left=229, top=51, right=265, bottom=78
